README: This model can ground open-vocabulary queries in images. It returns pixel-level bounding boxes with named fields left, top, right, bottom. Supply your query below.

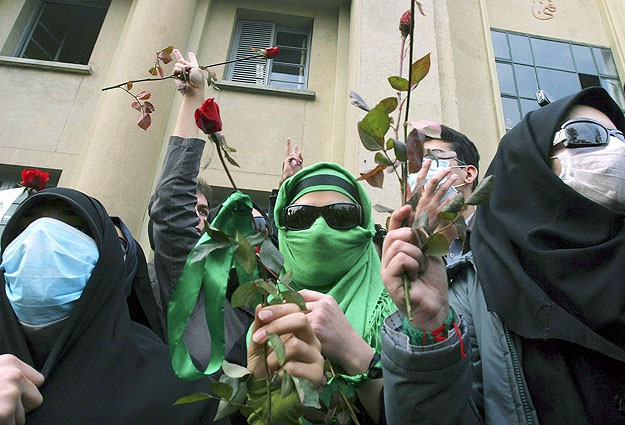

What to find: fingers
left=265, top=335, right=322, bottom=372
left=387, top=205, right=414, bottom=232
left=283, top=360, right=324, bottom=387
left=187, top=51, right=198, bottom=67
left=173, top=48, right=184, bottom=63
left=15, top=361, right=42, bottom=388
left=380, top=226, right=420, bottom=269
left=298, top=289, right=324, bottom=303
left=286, top=137, right=291, bottom=156
left=425, top=168, right=453, bottom=194
left=415, top=158, right=432, bottom=184
left=252, top=306, right=317, bottom=347
left=382, top=238, right=424, bottom=281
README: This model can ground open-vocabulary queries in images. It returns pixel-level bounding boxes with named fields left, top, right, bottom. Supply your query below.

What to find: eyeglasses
left=253, top=216, right=273, bottom=236
left=424, top=149, right=467, bottom=167
left=283, top=202, right=362, bottom=231
left=553, top=118, right=625, bottom=148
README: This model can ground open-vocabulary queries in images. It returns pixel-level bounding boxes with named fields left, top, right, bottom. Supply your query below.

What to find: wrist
left=342, top=342, right=374, bottom=375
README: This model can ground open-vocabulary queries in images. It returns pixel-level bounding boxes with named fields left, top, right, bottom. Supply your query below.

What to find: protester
left=0, top=187, right=323, bottom=424
left=409, top=125, right=479, bottom=264
left=379, top=87, right=625, bottom=424
left=275, top=162, right=396, bottom=423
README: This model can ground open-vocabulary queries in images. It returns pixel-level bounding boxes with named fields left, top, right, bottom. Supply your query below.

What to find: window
left=227, top=20, right=312, bottom=90
left=14, top=0, right=111, bottom=65
left=491, top=30, right=625, bottom=131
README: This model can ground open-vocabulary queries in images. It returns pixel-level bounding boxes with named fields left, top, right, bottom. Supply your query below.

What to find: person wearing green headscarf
left=274, top=162, right=396, bottom=423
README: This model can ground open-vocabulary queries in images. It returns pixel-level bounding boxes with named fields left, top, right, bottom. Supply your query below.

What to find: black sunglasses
left=283, top=202, right=362, bottom=231
left=553, top=118, right=625, bottom=148
left=253, top=216, right=273, bottom=236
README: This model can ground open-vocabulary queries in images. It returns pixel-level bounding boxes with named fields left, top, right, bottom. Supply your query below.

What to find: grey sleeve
left=148, top=136, right=205, bottom=309
left=381, top=309, right=481, bottom=425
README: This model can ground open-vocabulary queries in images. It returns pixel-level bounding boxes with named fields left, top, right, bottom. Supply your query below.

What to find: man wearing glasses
left=409, top=125, right=480, bottom=265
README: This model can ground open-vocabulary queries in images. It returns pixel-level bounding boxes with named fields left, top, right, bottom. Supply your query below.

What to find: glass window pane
left=509, top=34, right=533, bottom=64
left=276, top=31, right=307, bottom=49
left=514, top=64, right=538, bottom=98
left=593, top=48, right=618, bottom=76
left=496, top=62, right=516, bottom=95
left=270, top=64, right=305, bottom=83
left=491, top=31, right=510, bottom=60
left=531, top=38, right=575, bottom=71
left=520, top=98, right=540, bottom=117
left=501, top=97, right=521, bottom=131
left=269, top=80, right=303, bottom=89
left=273, top=47, right=306, bottom=66
left=601, top=78, right=625, bottom=109
left=536, top=68, right=580, bottom=99
left=571, top=44, right=596, bottom=74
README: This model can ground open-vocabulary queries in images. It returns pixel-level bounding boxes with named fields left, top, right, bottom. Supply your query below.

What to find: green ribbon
left=168, top=191, right=259, bottom=379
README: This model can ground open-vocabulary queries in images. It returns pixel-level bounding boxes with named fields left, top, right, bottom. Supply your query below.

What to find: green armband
left=402, top=309, right=453, bottom=346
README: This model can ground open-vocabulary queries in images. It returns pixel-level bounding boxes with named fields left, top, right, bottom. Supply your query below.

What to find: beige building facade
left=1, top=0, right=624, bottom=250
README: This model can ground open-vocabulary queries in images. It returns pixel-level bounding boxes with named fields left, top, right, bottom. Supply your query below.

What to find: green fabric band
left=402, top=309, right=454, bottom=346
left=168, top=191, right=258, bottom=379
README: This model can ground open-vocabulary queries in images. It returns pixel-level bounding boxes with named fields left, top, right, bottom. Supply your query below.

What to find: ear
left=464, top=165, right=478, bottom=186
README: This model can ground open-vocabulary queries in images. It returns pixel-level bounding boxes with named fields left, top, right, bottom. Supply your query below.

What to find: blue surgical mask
left=408, top=159, right=458, bottom=202
left=1, top=217, right=99, bottom=326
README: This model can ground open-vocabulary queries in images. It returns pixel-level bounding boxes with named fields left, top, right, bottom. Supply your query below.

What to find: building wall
left=1, top=0, right=625, bottom=245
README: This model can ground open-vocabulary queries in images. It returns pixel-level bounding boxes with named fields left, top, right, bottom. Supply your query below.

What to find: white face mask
left=552, top=135, right=625, bottom=211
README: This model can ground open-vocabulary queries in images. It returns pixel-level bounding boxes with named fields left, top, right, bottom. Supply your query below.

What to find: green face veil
left=275, top=162, right=394, bottom=352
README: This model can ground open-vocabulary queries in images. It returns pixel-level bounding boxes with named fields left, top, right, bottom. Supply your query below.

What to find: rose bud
left=399, top=10, right=411, bottom=38
left=20, top=168, right=50, bottom=191
left=195, top=98, right=222, bottom=134
left=264, top=46, right=280, bottom=59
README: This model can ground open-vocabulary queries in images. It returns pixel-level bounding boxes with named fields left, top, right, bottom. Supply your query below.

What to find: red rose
left=20, top=168, right=49, bottom=191
left=399, top=10, right=411, bottom=38
left=195, top=98, right=222, bottom=134
left=264, top=46, right=280, bottom=59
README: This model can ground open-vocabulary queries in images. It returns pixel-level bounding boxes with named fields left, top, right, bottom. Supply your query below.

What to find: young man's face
left=195, top=191, right=209, bottom=234
left=423, top=139, right=472, bottom=197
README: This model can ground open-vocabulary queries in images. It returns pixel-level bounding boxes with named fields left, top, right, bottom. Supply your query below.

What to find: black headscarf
left=0, top=188, right=216, bottom=424
left=472, top=87, right=625, bottom=361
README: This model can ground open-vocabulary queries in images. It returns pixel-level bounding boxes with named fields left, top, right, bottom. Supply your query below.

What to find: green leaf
left=281, top=371, right=295, bottom=398
left=393, top=139, right=407, bottom=161
left=422, top=233, right=450, bottom=257
left=256, top=280, right=280, bottom=300
left=259, top=239, right=284, bottom=273
left=388, top=76, right=409, bottom=91
left=414, top=213, right=429, bottom=231
left=377, top=97, right=398, bottom=113
left=189, top=241, right=230, bottom=265
left=356, top=165, right=385, bottom=188
left=210, top=381, right=233, bottom=400
left=245, top=231, right=267, bottom=247
left=465, top=175, right=495, bottom=205
left=267, top=332, right=286, bottom=366
left=386, top=139, right=394, bottom=149
left=293, top=377, right=321, bottom=409
left=220, top=135, right=237, bottom=152
left=173, top=393, right=211, bottom=405
left=213, top=374, right=248, bottom=421
left=221, top=360, right=251, bottom=379
left=374, top=152, right=393, bottom=167
left=234, top=231, right=256, bottom=276
left=205, top=224, right=231, bottom=243
left=202, top=157, right=212, bottom=170
left=438, top=211, right=457, bottom=220
left=360, top=106, right=390, bottom=139
left=230, top=281, right=262, bottom=309
left=410, top=53, right=431, bottom=88
left=358, top=122, right=384, bottom=151
left=439, top=193, right=465, bottom=214
left=281, top=290, right=307, bottom=311
left=280, top=270, right=293, bottom=287
left=455, top=215, right=468, bottom=240
left=406, top=129, right=425, bottom=173
left=223, top=149, right=240, bottom=168
left=372, top=204, right=394, bottom=214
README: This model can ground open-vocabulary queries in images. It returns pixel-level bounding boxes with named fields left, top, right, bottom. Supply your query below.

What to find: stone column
left=74, top=0, right=199, bottom=234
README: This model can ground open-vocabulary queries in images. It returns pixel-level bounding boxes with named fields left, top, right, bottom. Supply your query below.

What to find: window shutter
left=228, top=20, right=275, bottom=85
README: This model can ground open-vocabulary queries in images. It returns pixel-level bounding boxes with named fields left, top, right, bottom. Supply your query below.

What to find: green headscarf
left=169, top=191, right=258, bottom=379
left=275, top=162, right=394, bottom=355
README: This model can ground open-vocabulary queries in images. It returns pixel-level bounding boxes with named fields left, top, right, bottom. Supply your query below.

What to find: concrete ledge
left=0, top=56, right=92, bottom=74
left=215, top=80, right=316, bottom=100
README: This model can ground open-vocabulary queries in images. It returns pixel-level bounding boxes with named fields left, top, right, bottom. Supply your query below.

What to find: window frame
left=227, top=19, right=312, bottom=90
left=491, top=29, right=624, bottom=129
left=13, top=0, right=110, bottom=65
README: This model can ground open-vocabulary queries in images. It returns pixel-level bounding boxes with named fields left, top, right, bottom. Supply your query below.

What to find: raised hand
left=380, top=205, right=449, bottom=331
left=279, top=138, right=303, bottom=186
left=172, top=49, right=205, bottom=97
left=411, top=158, right=457, bottom=230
